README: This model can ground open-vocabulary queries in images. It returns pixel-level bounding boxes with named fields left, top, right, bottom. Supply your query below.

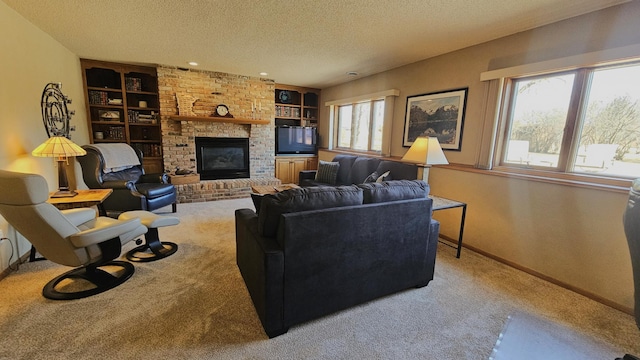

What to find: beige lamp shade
left=32, top=136, right=87, bottom=159
left=32, top=136, right=86, bottom=197
left=401, top=137, right=448, bottom=165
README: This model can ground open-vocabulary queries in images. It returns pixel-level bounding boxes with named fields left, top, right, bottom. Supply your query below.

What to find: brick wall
left=156, top=66, right=278, bottom=202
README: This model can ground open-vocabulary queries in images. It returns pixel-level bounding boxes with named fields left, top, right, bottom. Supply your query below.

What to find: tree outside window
left=336, top=100, right=384, bottom=152
left=501, top=63, right=640, bottom=179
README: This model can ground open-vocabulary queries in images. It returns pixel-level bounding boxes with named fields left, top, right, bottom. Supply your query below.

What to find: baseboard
left=438, top=235, right=634, bottom=316
left=0, top=252, right=32, bottom=281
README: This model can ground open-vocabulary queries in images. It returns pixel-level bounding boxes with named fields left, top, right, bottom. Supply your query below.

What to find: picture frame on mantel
left=403, top=88, right=468, bottom=151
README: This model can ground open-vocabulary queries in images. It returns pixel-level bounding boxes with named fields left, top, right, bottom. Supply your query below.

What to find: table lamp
left=401, top=136, right=449, bottom=183
left=32, top=136, right=87, bottom=197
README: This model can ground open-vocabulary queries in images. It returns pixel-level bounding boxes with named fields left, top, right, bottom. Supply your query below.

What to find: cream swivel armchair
left=0, top=170, right=147, bottom=300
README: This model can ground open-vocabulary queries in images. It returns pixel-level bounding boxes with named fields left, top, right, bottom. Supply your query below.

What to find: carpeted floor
left=0, top=198, right=638, bottom=359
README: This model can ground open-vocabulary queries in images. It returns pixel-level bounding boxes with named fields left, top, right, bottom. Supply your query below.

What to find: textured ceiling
left=2, top=0, right=629, bottom=88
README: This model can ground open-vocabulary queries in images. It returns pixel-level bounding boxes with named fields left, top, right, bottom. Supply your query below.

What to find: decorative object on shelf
left=401, top=136, right=449, bottom=183
left=176, top=93, right=198, bottom=116
left=175, top=168, right=194, bottom=175
left=278, top=90, right=291, bottom=103
left=214, top=104, right=233, bottom=118
left=32, top=136, right=87, bottom=197
left=98, top=110, right=120, bottom=121
left=403, top=88, right=468, bottom=150
left=41, top=82, right=76, bottom=139
left=251, top=99, right=262, bottom=120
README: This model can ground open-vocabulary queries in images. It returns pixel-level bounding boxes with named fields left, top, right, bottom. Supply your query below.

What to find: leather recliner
left=77, top=143, right=177, bottom=215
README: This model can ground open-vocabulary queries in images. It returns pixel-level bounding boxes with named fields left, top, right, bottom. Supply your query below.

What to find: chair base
left=42, top=261, right=135, bottom=300
left=126, top=241, right=178, bottom=262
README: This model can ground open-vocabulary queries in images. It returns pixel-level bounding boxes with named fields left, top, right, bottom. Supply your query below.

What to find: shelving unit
left=273, top=84, right=320, bottom=183
left=80, top=59, right=164, bottom=173
left=274, top=84, right=320, bottom=127
left=275, top=155, right=318, bottom=184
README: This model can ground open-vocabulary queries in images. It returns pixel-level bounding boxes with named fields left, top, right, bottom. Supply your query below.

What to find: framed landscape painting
left=403, top=88, right=468, bottom=150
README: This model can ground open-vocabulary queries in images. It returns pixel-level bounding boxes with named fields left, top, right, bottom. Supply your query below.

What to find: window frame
left=335, top=99, right=383, bottom=153
left=493, top=62, right=640, bottom=188
left=325, top=89, right=399, bottom=156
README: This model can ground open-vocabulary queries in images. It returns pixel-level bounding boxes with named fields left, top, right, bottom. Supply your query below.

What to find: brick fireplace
left=157, top=66, right=280, bottom=203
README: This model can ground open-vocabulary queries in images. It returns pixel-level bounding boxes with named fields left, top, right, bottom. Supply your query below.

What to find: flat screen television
left=276, top=126, right=317, bottom=155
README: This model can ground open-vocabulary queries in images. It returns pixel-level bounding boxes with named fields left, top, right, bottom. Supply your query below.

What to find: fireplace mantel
left=169, top=115, right=269, bottom=125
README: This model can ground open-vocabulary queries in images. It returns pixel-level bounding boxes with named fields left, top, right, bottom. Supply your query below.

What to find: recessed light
left=259, top=72, right=268, bottom=76
left=346, top=71, right=359, bottom=77
left=188, top=61, right=198, bottom=66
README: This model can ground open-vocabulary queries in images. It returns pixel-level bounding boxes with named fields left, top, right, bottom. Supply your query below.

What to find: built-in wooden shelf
left=169, top=115, right=269, bottom=125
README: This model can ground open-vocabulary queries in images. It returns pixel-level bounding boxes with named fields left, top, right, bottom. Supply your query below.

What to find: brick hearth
left=174, top=178, right=281, bottom=203
left=157, top=66, right=278, bottom=203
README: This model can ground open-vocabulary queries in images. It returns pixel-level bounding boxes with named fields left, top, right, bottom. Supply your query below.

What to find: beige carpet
left=0, top=198, right=638, bottom=359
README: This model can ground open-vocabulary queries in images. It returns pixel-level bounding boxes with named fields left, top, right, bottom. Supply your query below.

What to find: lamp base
left=417, top=165, right=432, bottom=183
left=50, top=189, right=78, bottom=198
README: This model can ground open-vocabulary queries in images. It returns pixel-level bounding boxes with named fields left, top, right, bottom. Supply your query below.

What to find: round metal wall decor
left=41, top=82, right=75, bottom=138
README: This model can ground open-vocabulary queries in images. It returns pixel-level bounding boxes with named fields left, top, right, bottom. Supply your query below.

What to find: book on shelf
left=108, top=126, right=125, bottom=140
left=89, top=90, right=108, bottom=105
left=128, top=110, right=157, bottom=124
left=133, top=143, right=162, bottom=157
left=125, top=77, right=141, bottom=91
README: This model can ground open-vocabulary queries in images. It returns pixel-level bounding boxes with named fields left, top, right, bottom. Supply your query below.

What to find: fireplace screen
left=195, top=137, right=250, bottom=180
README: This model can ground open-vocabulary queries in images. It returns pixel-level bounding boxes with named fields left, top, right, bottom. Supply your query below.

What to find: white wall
left=319, top=2, right=640, bottom=311
left=0, top=2, right=89, bottom=271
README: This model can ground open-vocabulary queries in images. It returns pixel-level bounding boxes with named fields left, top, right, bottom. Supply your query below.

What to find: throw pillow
left=250, top=193, right=264, bottom=214
left=363, top=171, right=379, bottom=183
left=315, top=160, right=340, bottom=184
left=376, top=170, right=391, bottom=183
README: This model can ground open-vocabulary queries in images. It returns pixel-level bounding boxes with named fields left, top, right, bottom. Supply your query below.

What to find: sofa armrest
left=235, top=209, right=287, bottom=338
left=299, top=170, right=316, bottom=181
left=425, top=218, right=440, bottom=282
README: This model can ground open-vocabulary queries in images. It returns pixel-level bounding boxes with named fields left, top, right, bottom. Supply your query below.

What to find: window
left=336, top=99, right=385, bottom=152
left=499, top=62, right=640, bottom=180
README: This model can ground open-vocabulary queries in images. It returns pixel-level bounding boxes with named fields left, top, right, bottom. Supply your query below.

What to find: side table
left=47, top=188, right=113, bottom=216
left=429, top=195, right=467, bottom=258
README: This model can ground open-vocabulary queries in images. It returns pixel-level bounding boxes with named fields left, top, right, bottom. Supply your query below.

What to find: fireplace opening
left=195, top=137, right=250, bottom=180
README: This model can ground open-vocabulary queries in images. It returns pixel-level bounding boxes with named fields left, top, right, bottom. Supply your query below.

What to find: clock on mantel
left=212, top=104, right=234, bottom=118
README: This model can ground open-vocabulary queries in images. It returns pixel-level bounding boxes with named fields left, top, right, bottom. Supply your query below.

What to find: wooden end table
left=251, top=184, right=300, bottom=195
left=429, top=195, right=467, bottom=258
left=47, top=188, right=113, bottom=216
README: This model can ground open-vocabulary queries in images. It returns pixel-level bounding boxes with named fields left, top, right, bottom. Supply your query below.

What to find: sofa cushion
left=332, top=155, right=358, bottom=185
left=374, top=160, right=418, bottom=181
left=258, top=185, right=363, bottom=237
left=315, top=160, right=340, bottom=185
left=348, top=157, right=381, bottom=184
left=357, top=180, right=429, bottom=204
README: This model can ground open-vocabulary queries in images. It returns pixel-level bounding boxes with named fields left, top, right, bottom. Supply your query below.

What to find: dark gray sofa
left=299, top=154, right=418, bottom=186
left=235, top=180, right=440, bottom=338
